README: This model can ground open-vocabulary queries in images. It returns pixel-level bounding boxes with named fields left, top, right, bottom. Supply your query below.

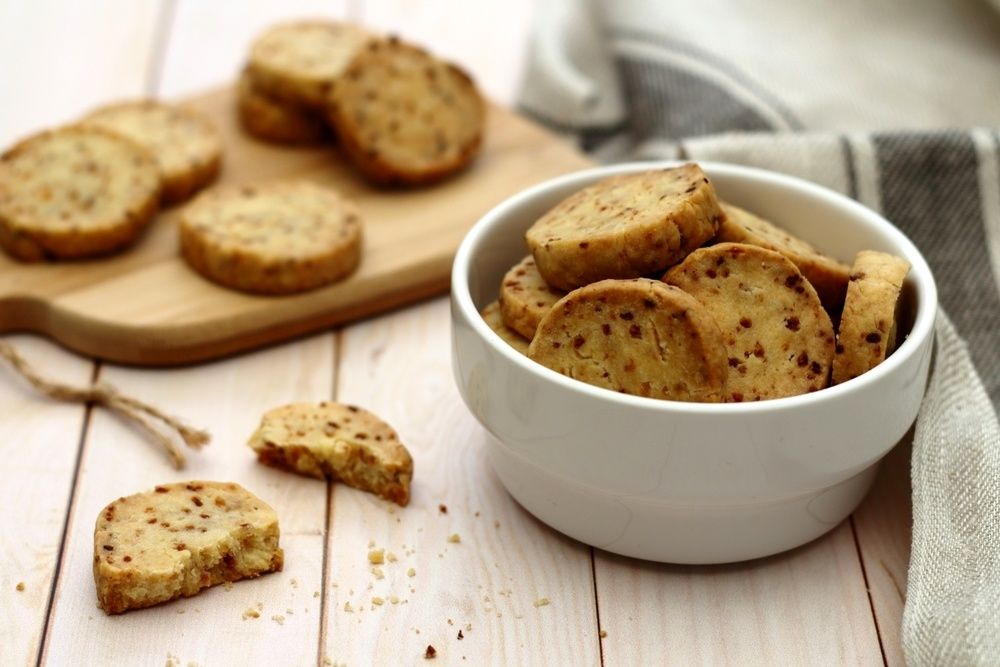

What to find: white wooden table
left=0, top=2, right=910, bottom=665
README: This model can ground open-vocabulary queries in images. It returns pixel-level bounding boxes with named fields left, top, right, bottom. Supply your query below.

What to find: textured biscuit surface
left=236, top=69, right=328, bottom=145
left=326, top=37, right=485, bottom=185
left=82, top=100, right=222, bottom=203
left=716, top=203, right=851, bottom=311
left=0, top=126, right=161, bottom=261
left=249, top=402, right=413, bottom=506
left=179, top=181, right=362, bottom=294
left=94, top=481, right=283, bottom=615
left=665, top=243, right=835, bottom=401
left=248, top=21, right=371, bottom=108
left=498, top=255, right=565, bottom=339
left=832, top=250, right=911, bottom=384
left=525, top=165, right=723, bottom=292
left=481, top=301, right=530, bottom=355
left=528, top=278, right=728, bottom=402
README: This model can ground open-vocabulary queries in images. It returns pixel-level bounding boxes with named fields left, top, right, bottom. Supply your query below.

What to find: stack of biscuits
left=237, top=21, right=486, bottom=186
left=483, top=163, right=911, bottom=403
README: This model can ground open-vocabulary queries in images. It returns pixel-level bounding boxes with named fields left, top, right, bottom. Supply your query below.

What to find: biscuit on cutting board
left=249, top=401, right=413, bottom=506
left=236, top=69, right=328, bottom=145
left=524, top=165, right=722, bottom=292
left=528, top=278, right=728, bottom=402
left=179, top=180, right=362, bottom=295
left=665, top=243, right=835, bottom=401
left=0, top=125, right=161, bottom=261
left=247, top=21, right=372, bottom=109
left=326, top=37, right=486, bottom=185
left=82, top=100, right=222, bottom=204
left=832, top=250, right=911, bottom=384
left=93, top=481, right=283, bottom=615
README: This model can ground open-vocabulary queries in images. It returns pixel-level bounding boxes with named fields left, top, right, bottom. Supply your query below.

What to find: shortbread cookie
left=247, top=21, right=371, bottom=109
left=481, top=301, right=529, bottom=355
left=665, top=243, right=835, bottom=401
left=249, top=402, right=413, bottom=506
left=716, top=203, right=851, bottom=311
left=179, top=181, right=362, bottom=294
left=82, top=100, right=222, bottom=204
left=528, top=278, right=728, bottom=402
left=498, top=255, right=565, bottom=339
left=525, top=165, right=723, bottom=292
left=94, top=481, right=283, bottom=615
left=236, top=69, right=328, bottom=145
left=0, top=126, right=161, bottom=261
left=832, top=250, right=911, bottom=384
left=326, top=37, right=485, bottom=185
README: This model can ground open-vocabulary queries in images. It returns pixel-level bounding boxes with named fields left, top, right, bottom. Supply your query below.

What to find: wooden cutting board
left=0, top=86, right=592, bottom=365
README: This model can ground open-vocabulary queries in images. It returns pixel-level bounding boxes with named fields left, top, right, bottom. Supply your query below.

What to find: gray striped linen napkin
left=517, top=1, right=1000, bottom=663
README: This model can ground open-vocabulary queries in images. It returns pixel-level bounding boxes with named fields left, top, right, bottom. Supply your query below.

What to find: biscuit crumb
left=368, top=548, right=385, bottom=564
left=533, top=597, right=550, bottom=608
left=424, top=645, right=437, bottom=659
left=386, top=551, right=398, bottom=563
left=15, top=582, right=25, bottom=592
left=447, top=533, right=461, bottom=544
left=368, top=539, right=376, bottom=548
left=390, top=595, right=400, bottom=605
left=290, top=577, right=298, bottom=588
left=372, top=596, right=385, bottom=606
left=438, top=504, right=448, bottom=514
left=457, top=630, right=464, bottom=640
left=407, top=567, right=416, bottom=578
left=242, top=608, right=260, bottom=620
left=344, top=601, right=354, bottom=613
left=447, top=618, right=454, bottom=625
left=222, top=581, right=234, bottom=591
left=313, top=591, right=321, bottom=598
left=271, top=614, right=285, bottom=625
left=599, top=630, right=608, bottom=638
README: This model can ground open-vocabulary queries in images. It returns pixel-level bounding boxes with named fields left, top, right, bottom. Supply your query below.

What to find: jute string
left=0, top=340, right=209, bottom=468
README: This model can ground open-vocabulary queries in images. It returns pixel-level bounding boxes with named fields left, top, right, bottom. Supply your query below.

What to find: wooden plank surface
left=40, top=333, right=335, bottom=665
left=0, top=88, right=591, bottom=366
left=322, top=299, right=601, bottom=665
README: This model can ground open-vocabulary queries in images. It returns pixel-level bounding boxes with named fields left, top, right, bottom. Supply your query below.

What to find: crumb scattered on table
left=447, top=533, right=461, bottom=544
left=242, top=608, right=260, bottom=620
left=386, top=551, right=398, bottom=563
left=222, top=581, right=233, bottom=591
left=368, top=548, right=385, bottom=564
left=438, top=504, right=448, bottom=514
left=457, top=630, right=464, bottom=640
left=390, top=595, right=400, bottom=605
left=407, top=567, right=416, bottom=578
left=271, top=614, right=285, bottom=625
left=15, top=582, right=25, bottom=592
left=599, top=630, right=608, bottom=638
left=344, top=601, right=354, bottom=613
left=290, top=577, right=298, bottom=588
left=424, top=645, right=437, bottom=659
left=372, top=596, right=385, bottom=606
left=371, top=566, right=385, bottom=579
left=533, top=597, right=550, bottom=608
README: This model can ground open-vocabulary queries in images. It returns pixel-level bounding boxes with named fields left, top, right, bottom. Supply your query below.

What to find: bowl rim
left=452, top=160, right=938, bottom=415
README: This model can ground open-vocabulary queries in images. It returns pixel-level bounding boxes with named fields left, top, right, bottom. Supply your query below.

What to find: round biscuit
left=832, top=250, right=911, bottom=384
left=498, top=255, right=565, bottom=339
left=0, top=125, right=161, bottom=261
left=326, top=37, right=485, bottom=185
left=248, top=401, right=412, bottom=506
left=247, top=21, right=371, bottom=109
left=481, top=301, right=530, bottom=355
left=179, top=181, right=362, bottom=295
left=717, top=202, right=851, bottom=311
left=525, top=164, right=723, bottom=292
left=82, top=100, right=222, bottom=204
left=665, top=243, right=835, bottom=401
left=236, top=69, right=328, bottom=145
left=528, top=278, right=728, bottom=402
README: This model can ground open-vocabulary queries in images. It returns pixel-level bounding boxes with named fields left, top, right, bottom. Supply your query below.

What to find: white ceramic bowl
left=451, top=161, right=936, bottom=564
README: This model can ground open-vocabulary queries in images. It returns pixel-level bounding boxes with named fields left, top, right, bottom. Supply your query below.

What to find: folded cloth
left=518, top=2, right=1000, bottom=664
